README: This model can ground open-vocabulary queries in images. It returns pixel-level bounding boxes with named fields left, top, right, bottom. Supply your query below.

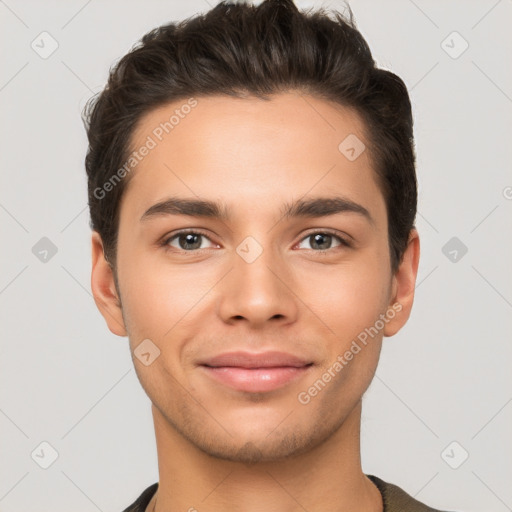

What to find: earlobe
left=383, top=229, right=420, bottom=337
left=90, top=231, right=127, bottom=337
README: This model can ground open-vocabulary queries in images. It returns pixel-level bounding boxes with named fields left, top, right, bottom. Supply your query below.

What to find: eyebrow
left=140, top=195, right=374, bottom=225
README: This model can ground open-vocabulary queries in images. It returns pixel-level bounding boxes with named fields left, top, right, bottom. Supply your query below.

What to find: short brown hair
left=83, top=0, right=417, bottom=274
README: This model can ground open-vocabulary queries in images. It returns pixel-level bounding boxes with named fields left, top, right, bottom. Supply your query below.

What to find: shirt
left=121, top=474, right=456, bottom=512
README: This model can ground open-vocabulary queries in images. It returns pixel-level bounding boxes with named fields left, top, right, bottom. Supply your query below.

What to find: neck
left=146, top=400, right=382, bottom=512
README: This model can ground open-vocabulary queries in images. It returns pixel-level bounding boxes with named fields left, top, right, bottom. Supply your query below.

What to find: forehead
left=131, top=92, right=368, bottom=156
left=120, top=92, right=385, bottom=225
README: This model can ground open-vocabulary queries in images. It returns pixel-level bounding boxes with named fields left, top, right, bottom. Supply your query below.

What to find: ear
left=383, top=228, right=420, bottom=337
left=90, top=231, right=127, bottom=336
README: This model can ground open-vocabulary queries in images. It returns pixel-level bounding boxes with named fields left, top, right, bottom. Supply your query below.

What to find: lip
left=199, top=351, right=314, bottom=393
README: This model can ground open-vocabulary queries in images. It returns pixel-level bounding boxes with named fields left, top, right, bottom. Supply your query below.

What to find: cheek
left=302, top=261, right=388, bottom=406
left=300, top=253, right=391, bottom=338
left=116, top=248, right=220, bottom=344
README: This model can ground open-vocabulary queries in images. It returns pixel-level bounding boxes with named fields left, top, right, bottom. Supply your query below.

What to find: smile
left=200, top=365, right=314, bottom=393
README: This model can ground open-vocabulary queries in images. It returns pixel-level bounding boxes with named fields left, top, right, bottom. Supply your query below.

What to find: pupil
left=181, top=233, right=200, bottom=250
left=313, top=233, right=331, bottom=250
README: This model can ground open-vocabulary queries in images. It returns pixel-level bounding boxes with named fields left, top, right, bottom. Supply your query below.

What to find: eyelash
left=160, top=228, right=352, bottom=253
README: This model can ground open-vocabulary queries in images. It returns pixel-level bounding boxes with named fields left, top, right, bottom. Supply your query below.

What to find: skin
left=91, top=92, right=420, bottom=512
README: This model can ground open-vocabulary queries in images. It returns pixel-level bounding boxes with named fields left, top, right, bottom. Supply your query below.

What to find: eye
left=296, top=231, right=351, bottom=251
left=161, top=229, right=351, bottom=253
left=163, top=230, right=217, bottom=251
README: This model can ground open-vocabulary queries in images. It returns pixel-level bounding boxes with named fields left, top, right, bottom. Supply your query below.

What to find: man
left=83, top=0, right=458, bottom=510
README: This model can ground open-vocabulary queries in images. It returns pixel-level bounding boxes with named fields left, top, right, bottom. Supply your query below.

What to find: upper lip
left=200, top=351, right=313, bottom=368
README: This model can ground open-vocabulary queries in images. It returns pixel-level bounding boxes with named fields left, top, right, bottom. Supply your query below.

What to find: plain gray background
left=1, top=0, right=511, bottom=511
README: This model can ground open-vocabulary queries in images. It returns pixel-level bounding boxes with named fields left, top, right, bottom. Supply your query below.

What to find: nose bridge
left=216, top=232, right=298, bottom=326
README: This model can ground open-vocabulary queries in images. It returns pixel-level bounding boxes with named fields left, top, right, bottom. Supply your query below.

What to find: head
left=85, top=0, right=419, bottom=463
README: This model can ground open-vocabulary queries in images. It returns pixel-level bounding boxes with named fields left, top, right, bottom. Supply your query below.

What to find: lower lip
left=200, top=365, right=312, bottom=393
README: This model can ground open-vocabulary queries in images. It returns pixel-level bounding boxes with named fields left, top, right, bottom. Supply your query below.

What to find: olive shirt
left=121, top=474, right=456, bottom=512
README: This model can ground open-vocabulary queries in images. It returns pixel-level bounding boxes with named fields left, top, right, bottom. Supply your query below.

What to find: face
left=91, top=92, right=419, bottom=463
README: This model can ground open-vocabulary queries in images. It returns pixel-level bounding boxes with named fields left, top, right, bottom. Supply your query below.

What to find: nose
left=216, top=238, right=299, bottom=328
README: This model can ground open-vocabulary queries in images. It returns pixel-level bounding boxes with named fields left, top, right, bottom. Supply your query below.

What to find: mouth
left=198, top=351, right=314, bottom=393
